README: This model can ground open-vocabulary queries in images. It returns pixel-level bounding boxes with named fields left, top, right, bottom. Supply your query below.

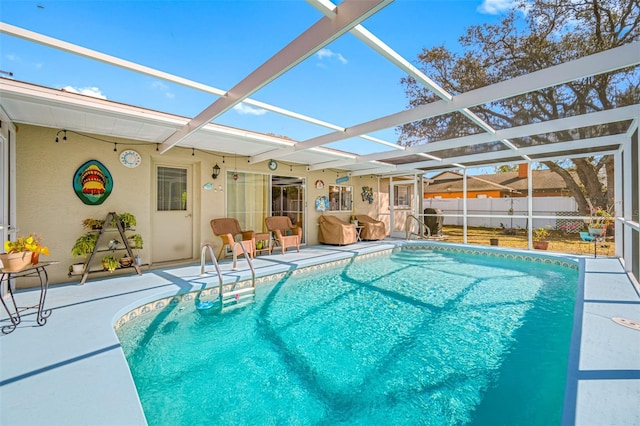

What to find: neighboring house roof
left=425, top=169, right=571, bottom=195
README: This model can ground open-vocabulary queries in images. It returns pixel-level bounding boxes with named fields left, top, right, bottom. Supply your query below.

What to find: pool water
left=117, top=248, right=577, bottom=425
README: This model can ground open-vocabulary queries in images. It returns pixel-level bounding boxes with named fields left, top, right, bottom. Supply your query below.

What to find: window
left=393, top=185, right=411, bottom=208
left=328, top=185, right=352, bottom=212
left=157, top=166, right=187, bottom=211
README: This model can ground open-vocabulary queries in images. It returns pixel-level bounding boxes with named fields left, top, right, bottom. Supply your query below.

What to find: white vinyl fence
left=423, top=196, right=580, bottom=231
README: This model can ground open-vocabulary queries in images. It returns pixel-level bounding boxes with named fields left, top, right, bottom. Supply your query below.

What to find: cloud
left=233, top=103, right=267, bottom=116
left=61, top=85, right=107, bottom=99
left=316, top=48, right=347, bottom=65
left=151, top=80, right=175, bottom=99
left=477, top=0, right=515, bottom=14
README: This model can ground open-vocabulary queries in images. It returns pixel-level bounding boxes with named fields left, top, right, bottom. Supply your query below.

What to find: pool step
left=221, top=286, right=255, bottom=311
left=392, top=249, right=446, bottom=264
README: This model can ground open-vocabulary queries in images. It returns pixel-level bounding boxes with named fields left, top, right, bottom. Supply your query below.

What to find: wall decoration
left=361, top=186, right=374, bottom=204
left=268, top=160, right=278, bottom=171
left=119, top=149, right=142, bottom=168
left=315, top=179, right=325, bottom=189
left=315, top=195, right=329, bottom=212
left=73, top=160, right=113, bottom=205
left=336, top=176, right=349, bottom=184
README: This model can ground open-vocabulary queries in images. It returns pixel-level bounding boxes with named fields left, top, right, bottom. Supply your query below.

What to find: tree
left=399, top=0, right=639, bottom=214
left=494, top=165, right=519, bottom=173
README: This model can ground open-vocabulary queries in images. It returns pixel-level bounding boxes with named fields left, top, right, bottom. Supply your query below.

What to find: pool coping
left=1, top=241, right=639, bottom=425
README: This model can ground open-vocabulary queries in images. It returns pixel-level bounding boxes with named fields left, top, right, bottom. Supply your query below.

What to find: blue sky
left=1, top=0, right=516, bottom=156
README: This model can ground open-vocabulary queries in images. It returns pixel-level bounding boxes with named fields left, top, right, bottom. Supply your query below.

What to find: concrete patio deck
left=1, top=241, right=639, bottom=425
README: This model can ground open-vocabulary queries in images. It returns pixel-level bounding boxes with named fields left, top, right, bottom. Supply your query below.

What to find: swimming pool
left=116, top=246, right=578, bottom=425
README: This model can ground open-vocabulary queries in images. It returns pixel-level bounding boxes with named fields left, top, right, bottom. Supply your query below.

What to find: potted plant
left=119, top=256, right=133, bottom=268
left=533, top=227, right=550, bottom=250
left=2, top=234, right=50, bottom=271
left=127, top=234, right=143, bottom=250
left=127, top=234, right=143, bottom=266
left=587, top=205, right=613, bottom=236
left=116, top=212, right=137, bottom=229
left=101, top=255, right=119, bottom=273
left=489, top=227, right=499, bottom=246
left=82, top=218, right=105, bottom=230
left=70, top=233, right=98, bottom=274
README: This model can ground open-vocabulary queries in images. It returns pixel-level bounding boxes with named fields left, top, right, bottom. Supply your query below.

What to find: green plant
left=533, top=227, right=549, bottom=242
left=82, top=218, right=104, bottom=230
left=71, top=233, right=98, bottom=259
left=101, top=255, right=119, bottom=273
left=4, top=234, right=50, bottom=255
left=117, top=212, right=137, bottom=228
left=128, top=234, right=143, bottom=250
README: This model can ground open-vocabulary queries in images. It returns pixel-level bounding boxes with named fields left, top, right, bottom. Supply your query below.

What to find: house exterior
left=2, top=119, right=394, bottom=285
left=425, top=165, right=574, bottom=199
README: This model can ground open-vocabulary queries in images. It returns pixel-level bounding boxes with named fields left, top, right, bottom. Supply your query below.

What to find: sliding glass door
left=226, top=172, right=270, bottom=233
left=271, top=176, right=305, bottom=243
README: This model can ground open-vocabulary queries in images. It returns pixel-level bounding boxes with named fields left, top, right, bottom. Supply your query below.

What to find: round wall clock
left=268, top=160, right=278, bottom=171
left=119, top=150, right=142, bottom=168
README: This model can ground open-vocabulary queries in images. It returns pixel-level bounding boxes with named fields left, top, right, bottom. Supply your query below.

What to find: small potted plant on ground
left=101, top=255, right=119, bottom=273
left=489, top=227, right=499, bottom=246
left=587, top=205, right=613, bottom=236
left=533, top=226, right=550, bottom=250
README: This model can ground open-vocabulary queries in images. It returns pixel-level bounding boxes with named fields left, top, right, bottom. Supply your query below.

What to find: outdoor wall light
left=55, top=130, right=67, bottom=142
left=212, top=163, right=221, bottom=179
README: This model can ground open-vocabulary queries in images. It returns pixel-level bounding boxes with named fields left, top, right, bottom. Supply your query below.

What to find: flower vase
left=588, top=227, right=605, bottom=236
left=0, top=251, right=32, bottom=272
left=31, top=252, right=39, bottom=265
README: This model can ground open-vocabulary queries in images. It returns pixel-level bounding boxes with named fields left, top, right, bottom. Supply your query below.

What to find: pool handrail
left=405, top=214, right=431, bottom=240
left=199, top=243, right=223, bottom=286
left=232, top=241, right=255, bottom=289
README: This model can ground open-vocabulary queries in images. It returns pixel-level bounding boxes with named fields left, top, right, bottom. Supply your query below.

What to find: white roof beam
left=308, top=104, right=640, bottom=170
left=0, top=20, right=397, bottom=153
left=158, top=0, right=392, bottom=153
left=252, top=43, right=639, bottom=164
left=396, top=134, right=623, bottom=170
left=307, top=0, right=525, bottom=155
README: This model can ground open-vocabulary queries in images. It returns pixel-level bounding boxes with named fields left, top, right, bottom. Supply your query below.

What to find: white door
left=390, top=179, right=417, bottom=238
left=152, top=164, right=193, bottom=263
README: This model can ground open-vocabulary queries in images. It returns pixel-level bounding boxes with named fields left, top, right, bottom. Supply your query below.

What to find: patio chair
left=355, top=214, right=386, bottom=240
left=318, top=215, right=357, bottom=245
left=265, top=216, right=302, bottom=255
left=210, top=218, right=255, bottom=260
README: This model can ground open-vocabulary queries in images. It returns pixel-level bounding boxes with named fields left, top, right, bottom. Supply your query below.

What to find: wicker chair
left=209, top=218, right=255, bottom=260
left=265, top=216, right=302, bottom=255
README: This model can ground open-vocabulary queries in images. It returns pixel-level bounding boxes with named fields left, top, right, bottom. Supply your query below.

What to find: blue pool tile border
left=114, top=242, right=579, bottom=330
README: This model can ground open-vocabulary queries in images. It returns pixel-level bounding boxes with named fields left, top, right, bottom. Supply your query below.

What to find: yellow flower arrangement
left=3, top=234, right=50, bottom=256
left=587, top=205, right=614, bottom=229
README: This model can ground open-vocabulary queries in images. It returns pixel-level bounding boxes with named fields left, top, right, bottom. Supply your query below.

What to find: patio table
left=0, top=261, right=57, bottom=334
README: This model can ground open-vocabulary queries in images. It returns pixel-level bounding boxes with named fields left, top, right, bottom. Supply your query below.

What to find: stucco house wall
left=12, top=124, right=386, bottom=285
